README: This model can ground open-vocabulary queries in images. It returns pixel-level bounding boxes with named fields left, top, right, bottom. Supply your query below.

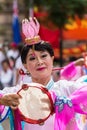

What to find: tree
left=24, top=0, right=87, bottom=66
left=48, top=0, right=87, bottom=66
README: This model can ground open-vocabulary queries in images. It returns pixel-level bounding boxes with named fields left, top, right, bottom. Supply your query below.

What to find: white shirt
left=0, top=69, right=13, bottom=88
left=0, top=51, right=6, bottom=70
left=7, top=49, right=19, bottom=60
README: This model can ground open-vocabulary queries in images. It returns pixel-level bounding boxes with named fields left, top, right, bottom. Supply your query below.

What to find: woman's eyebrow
left=27, top=53, right=35, bottom=57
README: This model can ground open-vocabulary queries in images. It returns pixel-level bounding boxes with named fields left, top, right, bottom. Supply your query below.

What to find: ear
left=52, top=56, right=54, bottom=61
left=23, top=63, right=27, bottom=69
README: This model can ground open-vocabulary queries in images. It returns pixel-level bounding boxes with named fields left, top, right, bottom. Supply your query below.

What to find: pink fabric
left=13, top=85, right=87, bottom=130
left=0, top=94, right=5, bottom=115
left=54, top=85, right=87, bottom=130
left=60, top=62, right=76, bottom=80
left=60, top=62, right=82, bottom=80
left=14, top=109, right=22, bottom=130
left=22, top=17, right=40, bottom=38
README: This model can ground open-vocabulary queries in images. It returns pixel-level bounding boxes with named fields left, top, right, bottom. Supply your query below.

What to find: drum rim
left=17, top=83, right=54, bottom=124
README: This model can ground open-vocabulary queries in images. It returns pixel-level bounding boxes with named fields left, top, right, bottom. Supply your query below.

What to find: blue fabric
left=0, top=124, right=4, bottom=130
left=8, top=108, right=14, bottom=130
left=82, top=66, right=87, bottom=75
left=55, top=96, right=72, bottom=112
left=12, top=15, right=21, bottom=44
left=21, top=121, right=25, bottom=130
left=83, top=79, right=87, bottom=82
left=46, top=78, right=54, bottom=90
left=9, top=108, right=25, bottom=130
left=0, top=107, right=10, bottom=123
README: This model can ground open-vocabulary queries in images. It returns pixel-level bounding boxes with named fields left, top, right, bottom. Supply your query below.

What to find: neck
left=32, top=76, right=51, bottom=86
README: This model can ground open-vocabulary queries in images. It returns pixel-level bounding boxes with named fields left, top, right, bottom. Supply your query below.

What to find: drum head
left=17, top=83, right=54, bottom=124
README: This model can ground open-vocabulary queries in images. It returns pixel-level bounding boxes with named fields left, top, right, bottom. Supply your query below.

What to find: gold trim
left=25, top=36, right=41, bottom=45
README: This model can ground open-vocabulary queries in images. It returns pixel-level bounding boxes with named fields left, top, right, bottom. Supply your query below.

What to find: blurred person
left=8, top=56, right=17, bottom=86
left=7, top=42, right=19, bottom=60
left=0, top=59, right=14, bottom=89
left=0, top=44, right=6, bottom=70
left=15, top=56, right=32, bottom=84
left=14, top=42, right=32, bottom=84
left=52, top=70, right=60, bottom=82
left=8, top=56, right=15, bottom=69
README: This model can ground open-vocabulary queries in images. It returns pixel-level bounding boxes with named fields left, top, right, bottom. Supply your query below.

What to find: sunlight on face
left=24, top=49, right=54, bottom=80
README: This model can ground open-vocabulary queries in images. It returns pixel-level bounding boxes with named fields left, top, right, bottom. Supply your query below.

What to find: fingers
left=9, top=94, right=20, bottom=105
left=1, top=94, right=21, bottom=108
left=9, top=94, right=21, bottom=99
left=11, top=105, right=19, bottom=110
left=10, top=101, right=20, bottom=110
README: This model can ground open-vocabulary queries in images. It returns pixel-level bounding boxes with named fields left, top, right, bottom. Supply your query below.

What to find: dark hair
left=21, top=41, right=54, bottom=64
left=1, top=58, right=10, bottom=66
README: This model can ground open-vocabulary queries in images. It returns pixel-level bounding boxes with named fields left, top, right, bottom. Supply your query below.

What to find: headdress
left=22, top=17, right=41, bottom=45
left=21, top=17, right=63, bottom=74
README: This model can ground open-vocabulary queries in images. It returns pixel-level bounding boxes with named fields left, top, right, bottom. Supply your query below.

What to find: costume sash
left=13, top=84, right=87, bottom=130
left=8, top=108, right=15, bottom=130
left=9, top=84, right=87, bottom=130
left=14, top=109, right=22, bottom=130
left=54, top=85, right=87, bottom=130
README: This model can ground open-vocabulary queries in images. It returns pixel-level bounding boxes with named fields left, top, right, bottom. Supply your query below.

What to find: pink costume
left=0, top=18, right=87, bottom=130
left=0, top=94, right=4, bottom=115
left=12, top=81, right=87, bottom=130
left=54, top=85, right=87, bottom=130
left=0, top=79, right=85, bottom=130
left=60, top=62, right=83, bottom=81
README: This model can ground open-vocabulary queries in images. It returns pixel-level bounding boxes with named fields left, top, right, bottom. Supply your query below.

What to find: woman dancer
left=0, top=17, right=87, bottom=130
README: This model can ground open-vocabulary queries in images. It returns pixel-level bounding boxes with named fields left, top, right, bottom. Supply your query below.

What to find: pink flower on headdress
left=22, top=17, right=40, bottom=39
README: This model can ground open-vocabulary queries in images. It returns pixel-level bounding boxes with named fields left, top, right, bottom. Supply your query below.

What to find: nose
left=37, top=57, right=43, bottom=65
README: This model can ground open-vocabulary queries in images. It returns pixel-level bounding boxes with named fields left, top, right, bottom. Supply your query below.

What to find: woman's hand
left=74, top=58, right=84, bottom=66
left=0, top=94, right=21, bottom=110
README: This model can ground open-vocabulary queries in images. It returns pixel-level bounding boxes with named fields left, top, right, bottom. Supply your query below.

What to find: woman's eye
left=41, top=54, right=47, bottom=58
left=29, top=57, right=36, bottom=61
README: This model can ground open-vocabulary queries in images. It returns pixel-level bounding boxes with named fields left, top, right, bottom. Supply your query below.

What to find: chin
left=39, top=74, right=50, bottom=79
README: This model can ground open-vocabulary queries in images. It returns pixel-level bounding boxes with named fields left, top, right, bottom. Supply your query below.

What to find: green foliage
left=48, top=0, right=87, bottom=28
left=33, top=0, right=87, bottom=28
left=33, top=0, right=49, bottom=6
left=32, top=0, right=87, bottom=66
left=24, top=0, right=87, bottom=28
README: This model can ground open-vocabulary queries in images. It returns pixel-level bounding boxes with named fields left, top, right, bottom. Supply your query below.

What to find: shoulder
left=53, top=80, right=78, bottom=96
left=54, top=79, right=74, bottom=87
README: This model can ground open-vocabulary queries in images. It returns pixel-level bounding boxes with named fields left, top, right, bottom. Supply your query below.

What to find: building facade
left=0, top=0, right=25, bottom=45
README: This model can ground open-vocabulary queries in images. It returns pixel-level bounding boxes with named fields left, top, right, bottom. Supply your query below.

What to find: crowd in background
left=0, top=42, right=25, bottom=90
left=0, top=41, right=84, bottom=90
left=0, top=41, right=87, bottom=130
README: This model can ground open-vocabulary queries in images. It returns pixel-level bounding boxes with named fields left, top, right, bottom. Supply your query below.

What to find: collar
left=46, top=78, right=54, bottom=90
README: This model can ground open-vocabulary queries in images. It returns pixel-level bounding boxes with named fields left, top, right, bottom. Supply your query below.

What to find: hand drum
left=17, top=83, right=54, bottom=124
